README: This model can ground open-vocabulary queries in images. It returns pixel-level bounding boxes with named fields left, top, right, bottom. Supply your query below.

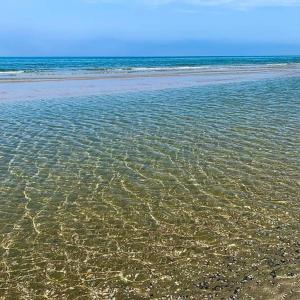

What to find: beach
left=0, top=57, right=299, bottom=299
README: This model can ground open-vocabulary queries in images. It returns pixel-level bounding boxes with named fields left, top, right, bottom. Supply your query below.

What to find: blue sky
left=1, top=0, right=300, bottom=56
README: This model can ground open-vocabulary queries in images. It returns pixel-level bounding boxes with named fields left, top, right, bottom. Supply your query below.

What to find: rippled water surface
left=0, top=78, right=299, bottom=299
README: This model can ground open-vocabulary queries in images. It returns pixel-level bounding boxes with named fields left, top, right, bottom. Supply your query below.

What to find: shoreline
left=1, top=65, right=300, bottom=102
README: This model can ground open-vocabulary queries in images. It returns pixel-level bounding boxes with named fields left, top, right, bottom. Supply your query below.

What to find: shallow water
left=0, top=77, right=299, bottom=299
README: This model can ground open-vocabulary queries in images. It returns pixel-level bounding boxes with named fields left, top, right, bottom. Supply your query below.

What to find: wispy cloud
left=83, top=0, right=300, bottom=9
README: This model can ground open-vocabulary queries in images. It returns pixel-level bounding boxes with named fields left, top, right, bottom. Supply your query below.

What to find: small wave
left=0, top=70, right=24, bottom=74
left=85, top=63, right=297, bottom=74
left=86, top=66, right=216, bottom=73
left=129, top=66, right=212, bottom=72
left=265, top=63, right=289, bottom=67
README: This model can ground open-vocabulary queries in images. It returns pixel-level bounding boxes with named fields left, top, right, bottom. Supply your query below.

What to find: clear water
left=0, top=76, right=299, bottom=298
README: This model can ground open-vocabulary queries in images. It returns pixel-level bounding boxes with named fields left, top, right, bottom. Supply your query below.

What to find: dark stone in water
left=241, top=274, right=254, bottom=283
left=196, top=281, right=209, bottom=289
left=270, top=270, right=277, bottom=279
left=229, top=287, right=241, bottom=299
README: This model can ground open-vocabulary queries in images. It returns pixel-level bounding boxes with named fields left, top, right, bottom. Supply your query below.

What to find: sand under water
left=0, top=61, right=299, bottom=299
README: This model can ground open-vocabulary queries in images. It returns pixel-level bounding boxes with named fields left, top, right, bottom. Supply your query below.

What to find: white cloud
left=83, top=0, right=300, bottom=9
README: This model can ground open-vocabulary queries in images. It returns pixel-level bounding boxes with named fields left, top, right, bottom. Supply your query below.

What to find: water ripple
left=0, top=78, right=299, bottom=299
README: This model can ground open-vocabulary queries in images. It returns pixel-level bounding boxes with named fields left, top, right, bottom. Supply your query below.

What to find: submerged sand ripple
left=0, top=78, right=299, bottom=299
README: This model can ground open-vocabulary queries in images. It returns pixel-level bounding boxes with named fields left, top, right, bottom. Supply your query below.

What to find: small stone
left=242, top=274, right=254, bottom=282
left=196, top=281, right=209, bottom=289
left=270, top=270, right=277, bottom=279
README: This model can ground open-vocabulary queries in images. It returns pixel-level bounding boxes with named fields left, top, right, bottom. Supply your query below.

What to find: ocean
left=0, top=57, right=299, bottom=298
left=1, top=56, right=300, bottom=78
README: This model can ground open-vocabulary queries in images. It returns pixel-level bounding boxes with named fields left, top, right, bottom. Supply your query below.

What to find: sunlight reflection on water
left=0, top=78, right=299, bottom=299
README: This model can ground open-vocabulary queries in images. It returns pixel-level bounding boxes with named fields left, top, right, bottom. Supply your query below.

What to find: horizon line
left=1, top=54, right=300, bottom=58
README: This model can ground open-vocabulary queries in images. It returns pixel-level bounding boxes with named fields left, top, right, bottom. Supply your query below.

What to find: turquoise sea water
left=0, top=58, right=299, bottom=298
left=1, top=56, right=300, bottom=75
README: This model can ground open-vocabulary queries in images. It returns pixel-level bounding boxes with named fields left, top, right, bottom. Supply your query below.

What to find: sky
left=0, top=0, right=300, bottom=56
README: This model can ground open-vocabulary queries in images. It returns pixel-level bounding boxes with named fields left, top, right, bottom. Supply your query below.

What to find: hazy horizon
left=1, top=0, right=300, bottom=56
